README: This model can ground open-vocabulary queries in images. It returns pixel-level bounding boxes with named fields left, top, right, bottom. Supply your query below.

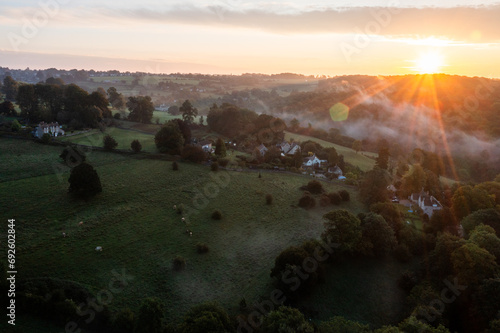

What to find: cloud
left=95, top=4, right=500, bottom=43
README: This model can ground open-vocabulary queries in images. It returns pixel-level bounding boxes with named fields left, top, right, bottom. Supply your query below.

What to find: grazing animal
left=189, top=232, right=193, bottom=236
left=62, top=232, right=66, bottom=237
left=181, top=217, right=185, bottom=222
left=78, top=222, right=83, bottom=226
left=95, top=246, right=102, bottom=251
left=173, top=205, right=177, bottom=210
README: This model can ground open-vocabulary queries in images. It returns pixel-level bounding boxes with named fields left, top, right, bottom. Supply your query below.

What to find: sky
left=1, top=0, right=500, bottom=77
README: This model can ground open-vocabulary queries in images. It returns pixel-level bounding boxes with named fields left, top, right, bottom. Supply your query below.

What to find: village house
left=199, top=140, right=213, bottom=153
left=257, top=144, right=268, bottom=156
left=303, top=154, right=327, bottom=167
left=409, top=190, right=443, bottom=217
left=276, top=141, right=301, bottom=156
left=34, top=122, right=65, bottom=138
left=327, top=165, right=343, bottom=177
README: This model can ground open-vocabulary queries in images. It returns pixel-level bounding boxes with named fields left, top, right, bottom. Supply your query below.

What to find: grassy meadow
left=1, top=137, right=411, bottom=329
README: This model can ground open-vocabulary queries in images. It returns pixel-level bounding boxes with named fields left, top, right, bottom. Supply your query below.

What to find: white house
left=34, top=122, right=65, bottom=138
left=286, top=143, right=301, bottom=156
left=257, top=144, right=268, bottom=156
left=303, top=154, right=326, bottom=167
left=409, top=190, right=443, bottom=217
left=328, top=165, right=343, bottom=177
left=276, top=141, right=301, bottom=156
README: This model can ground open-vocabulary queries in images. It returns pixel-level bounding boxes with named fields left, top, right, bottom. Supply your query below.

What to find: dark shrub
left=298, top=194, right=316, bottom=209
left=172, top=161, right=179, bottom=171
left=131, top=139, right=142, bottom=153
left=113, top=113, right=121, bottom=119
left=196, top=243, right=209, bottom=254
left=398, top=270, right=418, bottom=292
left=173, top=256, right=186, bottom=271
left=212, top=210, right=222, bottom=220
left=181, top=145, right=207, bottom=163
left=301, top=180, right=324, bottom=194
left=327, top=192, right=342, bottom=205
left=103, top=134, right=118, bottom=150
left=41, top=133, right=51, bottom=144
left=211, top=162, right=219, bottom=171
left=319, top=194, right=330, bottom=207
left=393, top=244, right=412, bottom=263
left=218, top=158, right=229, bottom=167
left=339, top=189, right=350, bottom=201
left=68, top=162, right=102, bottom=198
left=266, top=194, right=273, bottom=205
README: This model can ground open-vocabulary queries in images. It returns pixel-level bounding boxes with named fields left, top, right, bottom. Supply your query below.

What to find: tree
left=2, top=76, right=18, bottom=101
left=290, top=118, right=300, bottom=131
left=352, top=140, right=362, bottom=154
left=298, top=194, right=316, bottom=209
left=375, top=146, right=390, bottom=170
left=215, top=138, right=227, bottom=157
left=68, top=162, right=102, bottom=197
left=134, top=298, right=164, bottom=333
left=0, top=100, right=15, bottom=116
left=302, top=180, right=324, bottom=194
left=180, top=99, right=198, bottom=125
left=261, top=306, right=314, bottom=333
left=131, top=139, right=142, bottom=153
left=359, top=168, right=391, bottom=206
left=178, top=302, right=232, bottom=333
left=322, top=210, right=362, bottom=253
left=462, top=209, right=500, bottom=238
left=429, top=207, right=458, bottom=234
left=451, top=186, right=495, bottom=221
left=400, top=164, right=427, bottom=197
left=112, top=308, right=135, bottom=333
left=339, top=190, right=350, bottom=201
left=127, top=96, right=154, bottom=124
left=469, top=224, right=500, bottom=260
left=107, top=87, right=126, bottom=110
left=17, top=84, right=39, bottom=123
left=427, top=233, right=466, bottom=280
left=451, top=243, right=498, bottom=285
left=103, top=135, right=118, bottom=150
left=154, top=122, right=185, bottom=154
left=319, top=316, right=371, bottom=333
left=169, top=119, right=191, bottom=145
left=360, top=213, right=397, bottom=257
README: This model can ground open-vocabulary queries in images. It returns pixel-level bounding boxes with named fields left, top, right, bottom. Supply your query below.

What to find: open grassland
left=58, top=127, right=157, bottom=152
left=284, top=131, right=377, bottom=172
left=1, top=138, right=409, bottom=328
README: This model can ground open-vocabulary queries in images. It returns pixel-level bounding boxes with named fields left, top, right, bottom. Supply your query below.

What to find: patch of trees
left=127, top=95, right=154, bottom=124
left=13, top=79, right=111, bottom=127
left=154, top=120, right=185, bottom=154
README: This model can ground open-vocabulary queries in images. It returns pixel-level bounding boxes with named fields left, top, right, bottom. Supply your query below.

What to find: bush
left=301, top=180, right=324, bottom=194
left=131, top=139, right=142, bottom=153
left=103, top=134, right=118, bottom=150
left=68, top=162, right=102, bottom=198
left=211, top=162, right=219, bottom=171
left=266, top=194, right=273, bottom=205
left=319, top=194, right=330, bottom=206
left=212, top=210, right=222, bottom=220
left=339, top=189, right=350, bottom=201
left=196, top=243, right=209, bottom=254
left=181, top=145, right=207, bottom=163
left=41, top=133, right=51, bottom=144
left=113, top=113, right=121, bottom=119
left=298, top=194, right=316, bottom=209
left=172, top=161, right=179, bottom=171
left=173, top=256, right=186, bottom=271
left=393, top=244, right=412, bottom=263
left=11, top=119, right=21, bottom=132
left=218, top=158, right=229, bottom=167
left=327, top=192, right=342, bottom=205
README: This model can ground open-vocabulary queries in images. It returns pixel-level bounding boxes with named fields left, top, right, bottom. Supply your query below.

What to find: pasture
left=1, top=138, right=409, bottom=329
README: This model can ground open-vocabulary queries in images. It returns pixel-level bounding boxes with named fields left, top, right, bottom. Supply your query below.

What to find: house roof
left=199, top=140, right=212, bottom=146
left=258, top=144, right=268, bottom=151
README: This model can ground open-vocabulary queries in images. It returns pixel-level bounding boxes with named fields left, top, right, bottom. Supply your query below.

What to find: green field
left=59, top=127, right=157, bottom=152
left=285, top=131, right=377, bottom=171
left=1, top=138, right=409, bottom=329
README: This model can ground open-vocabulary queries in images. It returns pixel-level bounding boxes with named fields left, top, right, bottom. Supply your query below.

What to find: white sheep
left=181, top=217, right=185, bottom=223
left=62, top=232, right=66, bottom=237
left=173, top=205, right=177, bottom=210
left=78, top=221, right=83, bottom=226
left=95, top=246, right=102, bottom=251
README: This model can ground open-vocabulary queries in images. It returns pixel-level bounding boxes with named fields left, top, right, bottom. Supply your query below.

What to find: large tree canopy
left=127, top=95, right=154, bottom=124
left=154, top=121, right=185, bottom=154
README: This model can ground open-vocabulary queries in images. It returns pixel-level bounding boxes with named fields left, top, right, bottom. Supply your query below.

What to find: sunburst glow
left=413, top=51, right=445, bottom=74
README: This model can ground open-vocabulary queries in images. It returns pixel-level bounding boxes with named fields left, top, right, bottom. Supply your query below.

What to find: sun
left=414, top=51, right=445, bottom=74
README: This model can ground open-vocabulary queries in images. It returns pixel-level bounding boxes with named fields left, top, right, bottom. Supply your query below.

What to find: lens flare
left=329, top=103, right=349, bottom=122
